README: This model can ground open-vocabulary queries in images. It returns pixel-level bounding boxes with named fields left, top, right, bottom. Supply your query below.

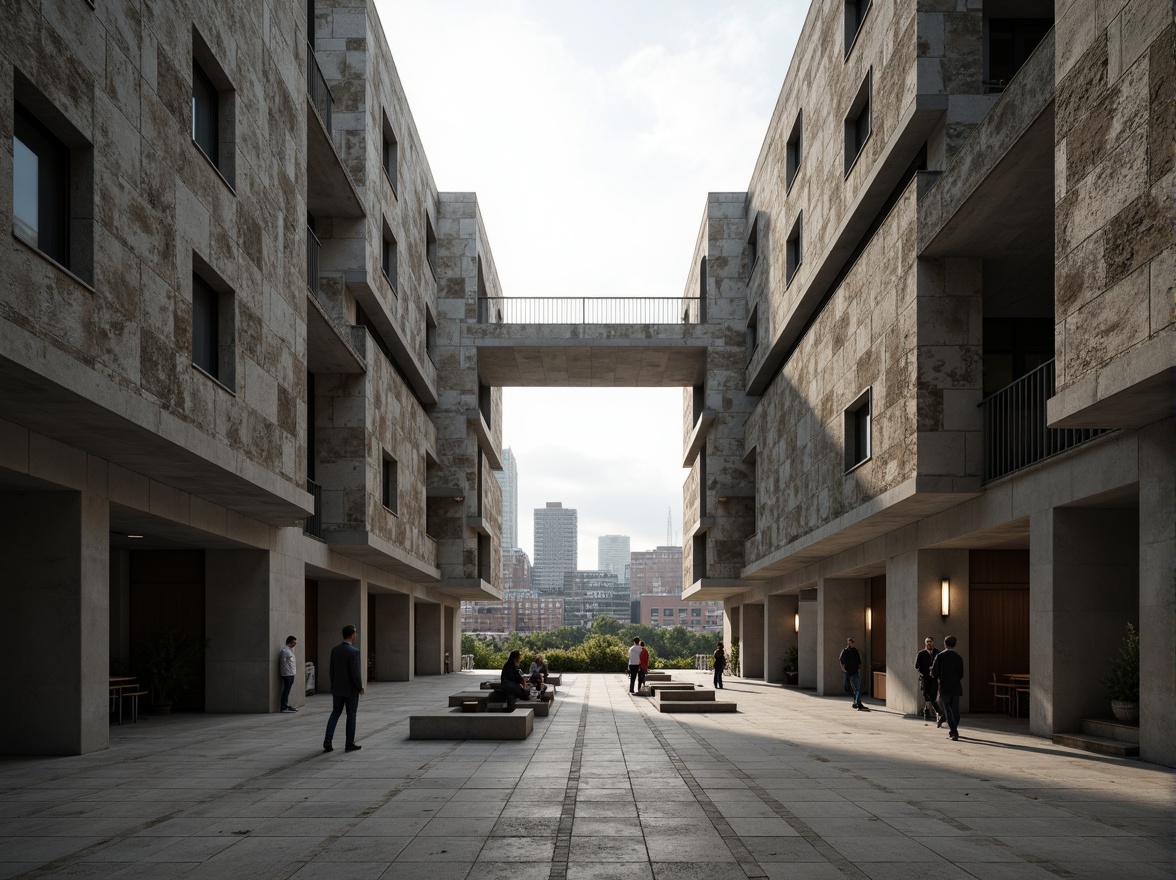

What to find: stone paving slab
left=0, top=670, right=1171, bottom=880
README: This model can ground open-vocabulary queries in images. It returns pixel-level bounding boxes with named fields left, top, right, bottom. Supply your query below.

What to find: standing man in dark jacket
left=839, top=638, right=863, bottom=709
left=323, top=624, right=364, bottom=752
left=914, top=636, right=945, bottom=726
left=931, top=634, right=964, bottom=741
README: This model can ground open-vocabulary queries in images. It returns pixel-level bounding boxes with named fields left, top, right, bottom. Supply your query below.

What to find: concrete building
left=0, top=0, right=503, bottom=754
left=629, top=545, right=684, bottom=598
left=561, top=570, right=629, bottom=629
left=597, top=534, right=630, bottom=589
left=673, top=1, right=1174, bottom=767
left=461, top=590, right=561, bottom=636
left=495, top=447, right=518, bottom=551
left=636, top=595, right=723, bottom=632
left=501, top=546, right=533, bottom=592
left=533, top=502, right=577, bottom=594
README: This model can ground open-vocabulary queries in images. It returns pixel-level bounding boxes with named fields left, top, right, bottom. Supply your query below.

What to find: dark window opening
left=381, top=227, right=398, bottom=292
left=786, top=214, right=803, bottom=285
left=192, top=62, right=219, bottom=166
left=786, top=110, right=803, bottom=191
left=425, top=307, right=437, bottom=364
left=478, top=382, right=492, bottom=426
left=13, top=104, right=69, bottom=266
left=382, top=454, right=398, bottom=513
left=987, top=19, right=1053, bottom=93
left=845, top=389, right=872, bottom=471
left=693, top=534, right=707, bottom=580
left=982, top=317, right=1054, bottom=397
left=698, top=450, right=708, bottom=518
left=382, top=116, right=398, bottom=194
left=844, top=71, right=872, bottom=175
left=746, top=215, right=759, bottom=276
left=425, top=215, right=438, bottom=278
left=845, top=0, right=873, bottom=55
left=191, top=33, right=235, bottom=184
left=746, top=305, right=759, bottom=361
left=692, top=383, right=704, bottom=427
left=192, top=274, right=219, bottom=379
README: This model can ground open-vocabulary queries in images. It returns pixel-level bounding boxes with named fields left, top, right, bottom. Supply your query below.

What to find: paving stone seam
left=630, top=686, right=770, bottom=880
left=548, top=677, right=591, bottom=880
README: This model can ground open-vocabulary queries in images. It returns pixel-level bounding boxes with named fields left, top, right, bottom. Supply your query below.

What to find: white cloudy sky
left=378, top=0, right=806, bottom=563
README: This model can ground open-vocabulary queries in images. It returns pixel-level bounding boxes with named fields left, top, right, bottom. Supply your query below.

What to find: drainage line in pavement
left=548, top=678, right=591, bottom=880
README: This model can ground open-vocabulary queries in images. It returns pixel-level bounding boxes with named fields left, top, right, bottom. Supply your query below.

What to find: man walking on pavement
left=279, top=635, right=298, bottom=713
left=914, top=636, right=945, bottom=726
left=323, top=624, right=364, bottom=752
left=839, top=637, right=863, bottom=710
left=931, top=634, right=964, bottom=741
left=628, top=638, right=643, bottom=694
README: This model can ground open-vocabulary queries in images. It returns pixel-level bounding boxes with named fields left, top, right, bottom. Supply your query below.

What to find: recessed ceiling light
left=127, top=534, right=144, bottom=539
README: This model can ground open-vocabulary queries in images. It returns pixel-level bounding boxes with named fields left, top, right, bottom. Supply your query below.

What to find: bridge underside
left=469, top=326, right=711, bottom=387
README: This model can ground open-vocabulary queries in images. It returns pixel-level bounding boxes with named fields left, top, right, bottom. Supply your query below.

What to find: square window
left=382, top=226, right=398, bottom=292
left=382, top=453, right=398, bottom=513
left=191, top=30, right=236, bottom=185
left=691, top=608, right=701, bottom=617
left=650, top=608, right=659, bottom=616
left=664, top=608, right=673, bottom=617
left=844, top=71, right=872, bottom=175
left=678, top=608, right=687, bottom=618
left=845, top=388, right=872, bottom=471
left=191, top=266, right=236, bottom=390
left=785, top=110, right=802, bottom=191
left=786, top=214, right=803, bottom=285
left=845, top=0, right=872, bottom=56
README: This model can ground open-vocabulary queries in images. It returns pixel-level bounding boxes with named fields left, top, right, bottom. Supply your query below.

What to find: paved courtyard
left=1, top=672, right=1171, bottom=880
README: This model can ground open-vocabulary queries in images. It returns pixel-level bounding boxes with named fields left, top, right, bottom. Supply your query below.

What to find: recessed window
left=746, top=304, right=759, bottom=360
left=845, top=0, right=872, bottom=56
left=191, top=264, right=236, bottom=390
left=478, top=382, right=492, bottom=425
left=191, top=31, right=235, bottom=185
left=381, top=225, right=398, bottom=292
left=425, top=307, right=437, bottom=363
left=11, top=81, right=93, bottom=282
left=844, top=71, right=872, bottom=175
left=693, top=534, right=707, bottom=580
left=382, top=453, right=398, bottom=513
left=425, top=214, right=438, bottom=279
left=786, top=214, right=803, bottom=285
left=845, top=388, right=872, bottom=472
left=746, top=215, right=759, bottom=276
left=986, top=18, right=1053, bottom=93
left=650, top=608, right=659, bottom=616
left=381, top=114, right=398, bottom=195
left=785, top=110, right=802, bottom=191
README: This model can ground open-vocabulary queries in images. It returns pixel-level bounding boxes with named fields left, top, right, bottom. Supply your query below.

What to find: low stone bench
left=648, top=682, right=695, bottom=695
left=409, top=707, right=534, bottom=739
left=658, top=689, right=717, bottom=702
left=448, top=691, right=493, bottom=710
left=657, top=698, right=736, bottom=713
left=487, top=698, right=551, bottom=717
left=644, top=672, right=673, bottom=682
left=480, top=681, right=556, bottom=697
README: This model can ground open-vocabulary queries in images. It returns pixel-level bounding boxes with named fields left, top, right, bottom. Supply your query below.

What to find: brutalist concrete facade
left=684, top=0, right=1174, bottom=767
left=0, top=0, right=502, bottom=754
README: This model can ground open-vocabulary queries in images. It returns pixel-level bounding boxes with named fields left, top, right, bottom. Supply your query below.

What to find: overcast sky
left=378, top=0, right=806, bottom=564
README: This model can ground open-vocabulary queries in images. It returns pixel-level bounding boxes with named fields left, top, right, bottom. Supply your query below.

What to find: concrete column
left=0, top=490, right=109, bottom=755
left=1032, top=506, right=1138, bottom=737
left=414, top=602, right=443, bottom=675
left=443, top=605, right=457, bottom=673
left=886, top=549, right=969, bottom=715
left=1139, top=418, right=1175, bottom=766
left=765, top=593, right=798, bottom=684
left=206, top=544, right=303, bottom=713
left=318, top=579, right=365, bottom=692
left=741, top=602, right=765, bottom=678
left=372, top=592, right=412, bottom=681
left=797, top=589, right=818, bottom=688
left=816, top=577, right=867, bottom=695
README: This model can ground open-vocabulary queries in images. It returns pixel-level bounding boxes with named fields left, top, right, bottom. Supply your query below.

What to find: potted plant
left=782, top=645, right=799, bottom=685
left=137, top=631, right=207, bottom=713
left=1101, top=622, right=1139, bottom=724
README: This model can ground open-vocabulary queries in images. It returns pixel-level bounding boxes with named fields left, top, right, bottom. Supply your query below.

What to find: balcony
left=477, top=297, right=702, bottom=325
left=303, top=478, right=323, bottom=539
left=981, top=360, right=1112, bottom=483
left=306, top=44, right=332, bottom=132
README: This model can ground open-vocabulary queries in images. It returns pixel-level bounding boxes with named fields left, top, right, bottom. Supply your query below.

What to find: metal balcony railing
left=477, top=296, right=702, bottom=325
left=981, top=359, right=1112, bottom=483
left=306, top=225, right=320, bottom=295
left=306, top=44, right=333, bottom=132
left=303, top=478, right=323, bottom=538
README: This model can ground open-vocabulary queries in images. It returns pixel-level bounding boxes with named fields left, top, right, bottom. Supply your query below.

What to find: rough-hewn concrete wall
left=1053, top=4, right=1174, bottom=394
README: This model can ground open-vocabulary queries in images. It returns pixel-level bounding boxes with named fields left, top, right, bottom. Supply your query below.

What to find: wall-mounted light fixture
left=941, top=578, right=950, bottom=618
left=794, top=612, right=799, bottom=633
left=866, top=607, right=872, bottom=631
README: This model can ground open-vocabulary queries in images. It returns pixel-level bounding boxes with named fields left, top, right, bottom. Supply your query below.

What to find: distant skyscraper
left=495, top=447, right=518, bottom=551
left=562, top=570, right=628, bottom=628
left=533, top=502, right=577, bottom=594
left=598, top=535, right=630, bottom=588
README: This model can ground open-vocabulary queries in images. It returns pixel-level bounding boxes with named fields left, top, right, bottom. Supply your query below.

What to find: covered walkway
left=0, top=672, right=1169, bottom=879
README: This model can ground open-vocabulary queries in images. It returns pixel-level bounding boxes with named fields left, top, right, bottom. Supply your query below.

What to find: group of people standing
left=627, top=638, right=650, bottom=693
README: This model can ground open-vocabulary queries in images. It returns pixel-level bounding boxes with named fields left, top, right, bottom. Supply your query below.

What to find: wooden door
left=968, top=587, right=1030, bottom=711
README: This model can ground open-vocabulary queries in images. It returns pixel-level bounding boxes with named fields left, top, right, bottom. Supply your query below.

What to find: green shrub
left=1101, top=622, right=1139, bottom=702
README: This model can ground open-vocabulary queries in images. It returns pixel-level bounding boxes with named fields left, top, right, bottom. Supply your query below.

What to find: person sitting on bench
left=499, top=650, right=531, bottom=711
left=528, top=655, right=550, bottom=698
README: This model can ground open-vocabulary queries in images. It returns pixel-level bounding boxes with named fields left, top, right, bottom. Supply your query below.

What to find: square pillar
left=1139, top=418, right=1175, bottom=766
left=0, top=491, right=109, bottom=755
left=765, top=593, right=797, bottom=683
left=816, top=577, right=867, bottom=695
left=372, top=592, right=412, bottom=681
left=886, top=549, right=970, bottom=715
left=443, top=605, right=457, bottom=673
left=797, top=589, right=818, bottom=688
left=741, top=602, right=765, bottom=678
left=1032, top=506, right=1138, bottom=737
left=414, top=602, right=443, bottom=675
left=318, top=580, right=365, bottom=693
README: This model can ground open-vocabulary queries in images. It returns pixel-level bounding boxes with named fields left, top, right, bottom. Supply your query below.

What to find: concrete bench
left=657, top=698, right=737, bottom=713
left=409, top=707, right=534, bottom=739
left=658, top=689, right=717, bottom=701
left=648, top=682, right=695, bottom=695
left=644, top=672, right=673, bottom=682
left=487, top=698, right=551, bottom=717
left=448, top=691, right=493, bottom=710
left=481, top=678, right=560, bottom=691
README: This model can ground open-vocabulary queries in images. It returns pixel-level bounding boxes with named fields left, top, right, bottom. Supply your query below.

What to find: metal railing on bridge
left=981, top=359, right=1112, bottom=483
left=477, top=296, right=703, bottom=325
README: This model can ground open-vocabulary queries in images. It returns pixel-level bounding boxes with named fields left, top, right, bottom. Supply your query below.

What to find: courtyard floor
left=0, top=671, right=1172, bottom=880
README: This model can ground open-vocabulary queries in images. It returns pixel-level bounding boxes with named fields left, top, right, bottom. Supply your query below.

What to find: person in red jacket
left=638, top=640, right=650, bottom=690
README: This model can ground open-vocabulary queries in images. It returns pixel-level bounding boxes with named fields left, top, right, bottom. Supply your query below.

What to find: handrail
left=305, top=225, right=320, bottom=295
left=981, top=359, right=1111, bottom=482
left=303, top=478, right=323, bottom=538
left=477, top=297, right=702, bottom=325
left=306, top=44, right=333, bottom=132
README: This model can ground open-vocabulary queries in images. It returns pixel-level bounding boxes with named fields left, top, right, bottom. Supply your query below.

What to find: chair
left=991, top=674, right=1012, bottom=715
